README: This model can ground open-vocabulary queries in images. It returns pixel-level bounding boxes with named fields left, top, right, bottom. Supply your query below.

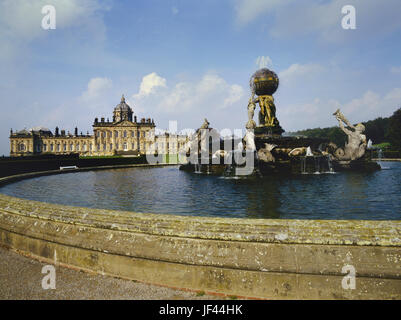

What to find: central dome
left=250, top=68, right=279, bottom=96
left=114, top=95, right=132, bottom=112
left=113, top=95, right=133, bottom=122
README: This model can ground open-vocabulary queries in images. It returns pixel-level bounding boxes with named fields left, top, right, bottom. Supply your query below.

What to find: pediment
left=113, top=120, right=137, bottom=127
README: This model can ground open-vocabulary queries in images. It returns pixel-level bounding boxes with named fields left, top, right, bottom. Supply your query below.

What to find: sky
left=1, top=0, right=401, bottom=155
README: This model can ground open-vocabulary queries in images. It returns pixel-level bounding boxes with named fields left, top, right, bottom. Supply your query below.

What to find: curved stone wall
left=0, top=165, right=400, bottom=299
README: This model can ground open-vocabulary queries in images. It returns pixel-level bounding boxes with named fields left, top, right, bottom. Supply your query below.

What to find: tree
left=363, top=117, right=390, bottom=144
left=387, top=108, right=401, bottom=151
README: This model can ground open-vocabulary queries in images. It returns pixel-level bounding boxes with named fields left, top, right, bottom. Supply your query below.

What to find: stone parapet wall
left=0, top=167, right=400, bottom=299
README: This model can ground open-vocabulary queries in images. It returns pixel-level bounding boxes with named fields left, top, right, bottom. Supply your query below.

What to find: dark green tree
left=387, top=108, right=401, bottom=151
left=362, top=117, right=390, bottom=144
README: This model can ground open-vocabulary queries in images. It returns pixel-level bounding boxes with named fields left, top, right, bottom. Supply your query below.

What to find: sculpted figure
left=256, top=95, right=276, bottom=127
left=288, top=147, right=307, bottom=157
left=257, top=143, right=277, bottom=163
left=246, top=98, right=257, bottom=129
left=243, top=129, right=256, bottom=151
left=333, top=109, right=367, bottom=161
left=244, top=116, right=256, bottom=151
left=200, top=118, right=210, bottom=129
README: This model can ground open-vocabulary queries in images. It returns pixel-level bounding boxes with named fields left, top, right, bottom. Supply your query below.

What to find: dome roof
left=114, top=95, right=132, bottom=112
left=30, top=126, right=51, bottom=132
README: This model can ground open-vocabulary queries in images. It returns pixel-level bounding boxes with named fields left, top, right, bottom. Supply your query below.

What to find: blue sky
left=1, top=0, right=401, bottom=155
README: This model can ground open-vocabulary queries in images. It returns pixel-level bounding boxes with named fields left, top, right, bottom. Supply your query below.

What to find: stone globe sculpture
left=249, top=68, right=283, bottom=135
left=250, top=68, right=279, bottom=96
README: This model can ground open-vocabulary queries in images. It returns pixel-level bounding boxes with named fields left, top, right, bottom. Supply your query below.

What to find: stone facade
left=9, top=96, right=188, bottom=157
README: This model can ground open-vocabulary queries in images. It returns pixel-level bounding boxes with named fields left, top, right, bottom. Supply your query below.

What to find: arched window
left=76, top=144, right=80, bottom=151
left=123, top=130, right=127, bottom=138
left=114, top=131, right=118, bottom=138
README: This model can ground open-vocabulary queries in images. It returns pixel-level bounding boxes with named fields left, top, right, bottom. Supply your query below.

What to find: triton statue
left=333, top=109, right=367, bottom=161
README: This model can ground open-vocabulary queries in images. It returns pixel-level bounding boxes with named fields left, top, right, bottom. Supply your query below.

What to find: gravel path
left=0, top=246, right=223, bottom=300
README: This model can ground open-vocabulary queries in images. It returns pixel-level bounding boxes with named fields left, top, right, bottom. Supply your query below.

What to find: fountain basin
left=0, top=166, right=400, bottom=299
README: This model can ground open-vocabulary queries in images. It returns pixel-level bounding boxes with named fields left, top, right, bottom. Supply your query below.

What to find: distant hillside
left=288, top=108, right=400, bottom=149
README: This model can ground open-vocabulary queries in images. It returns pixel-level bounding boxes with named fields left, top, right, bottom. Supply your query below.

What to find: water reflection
left=0, top=163, right=400, bottom=220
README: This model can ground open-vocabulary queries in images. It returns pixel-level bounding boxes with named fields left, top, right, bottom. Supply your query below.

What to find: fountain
left=180, top=68, right=380, bottom=176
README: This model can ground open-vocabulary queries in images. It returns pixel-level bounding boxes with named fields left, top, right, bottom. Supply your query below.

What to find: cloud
left=133, top=72, right=167, bottom=99
left=81, top=77, right=112, bottom=101
left=0, top=0, right=109, bottom=41
left=280, top=88, right=401, bottom=131
left=0, top=0, right=110, bottom=68
left=128, top=71, right=246, bottom=129
left=390, top=66, right=401, bottom=74
left=224, top=84, right=244, bottom=108
left=160, top=72, right=245, bottom=113
left=279, top=63, right=325, bottom=87
left=234, top=0, right=401, bottom=42
left=234, top=0, right=290, bottom=25
left=172, top=7, right=179, bottom=15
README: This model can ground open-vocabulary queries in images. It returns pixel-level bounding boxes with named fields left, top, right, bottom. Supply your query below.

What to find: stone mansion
left=10, top=95, right=188, bottom=157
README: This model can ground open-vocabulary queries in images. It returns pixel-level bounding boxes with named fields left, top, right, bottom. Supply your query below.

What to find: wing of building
left=9, top=95, right=188, bottom=157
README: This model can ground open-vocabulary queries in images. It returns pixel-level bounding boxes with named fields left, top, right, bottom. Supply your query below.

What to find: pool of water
left=1, top=162, right=400, bottom=220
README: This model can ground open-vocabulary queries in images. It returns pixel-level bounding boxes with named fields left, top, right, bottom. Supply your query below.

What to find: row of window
left=157, top=142, right=185, bottom=149
left=15, top=140, right=186, bottom=153
left=42, top=143, right=90, bottom=152
left=96, top=142, right=147, bottom=151
left=96, top=130, right=153, bottom=139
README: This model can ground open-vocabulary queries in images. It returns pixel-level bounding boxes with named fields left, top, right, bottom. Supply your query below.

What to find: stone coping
left=0, top=165, right=400, bottom=247
left=372, top=158, right=401, bottom=162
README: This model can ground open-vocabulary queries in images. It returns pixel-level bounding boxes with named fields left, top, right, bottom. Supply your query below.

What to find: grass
left=372, top=142, right=391, bottom=149
left=79, top=155, right=123, bottom=159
